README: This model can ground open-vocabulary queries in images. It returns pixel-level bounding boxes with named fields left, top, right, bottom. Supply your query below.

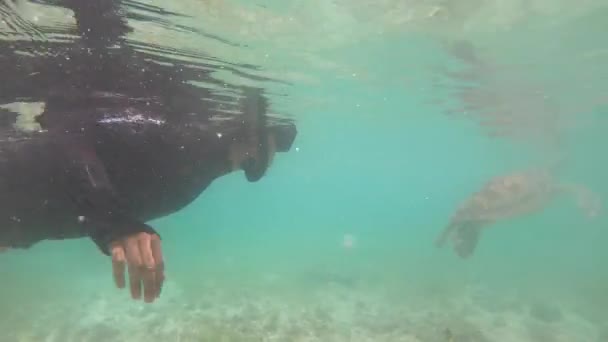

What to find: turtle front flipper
left=435, top=222, right=456, bottom=248
left=451, top=221, right=484, bottom=258
left=436, top=219, right=485, bottom=259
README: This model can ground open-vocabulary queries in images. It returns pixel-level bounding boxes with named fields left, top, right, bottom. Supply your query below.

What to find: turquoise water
left=1, top=1, right=608, bottom=341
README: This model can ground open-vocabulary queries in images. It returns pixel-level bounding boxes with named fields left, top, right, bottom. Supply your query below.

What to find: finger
left=150, top=236, right=163, bottom=266
left=138, top=234, right=156, bottom=269
left=125, top=239, right=143, bottom=300
left=138, top=234, right=156, bottom=303
left=142, top=269, right=156, bottom=303
left=110, top=244, right=126, bottom=288
left=151, top=237, right=164, bottom=298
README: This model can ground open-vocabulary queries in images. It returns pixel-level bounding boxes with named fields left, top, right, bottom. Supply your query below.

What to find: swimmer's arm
left=62, top=141, right=160, bottom=255
left=64, top=142, right=164, bottom=301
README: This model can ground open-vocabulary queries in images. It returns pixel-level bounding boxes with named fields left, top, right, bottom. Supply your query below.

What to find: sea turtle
left=435, top=169, right=600, bottom=258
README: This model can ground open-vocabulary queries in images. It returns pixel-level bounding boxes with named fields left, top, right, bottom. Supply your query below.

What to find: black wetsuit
left=0, top=91, right=296, bottom=254
left=0, top=0, right=296, bottom=254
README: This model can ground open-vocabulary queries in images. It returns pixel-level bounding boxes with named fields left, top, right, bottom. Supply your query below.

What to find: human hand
left=109, top=232, right=164, bottom=303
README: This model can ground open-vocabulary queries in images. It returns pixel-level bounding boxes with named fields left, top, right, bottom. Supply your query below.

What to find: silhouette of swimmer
left=0, top=0, right=297, bottom=303
left=0, top=87, right=296, bottom=302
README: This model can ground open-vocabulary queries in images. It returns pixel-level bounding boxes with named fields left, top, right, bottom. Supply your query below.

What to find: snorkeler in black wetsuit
left=0, top=0, right=297, bottom=303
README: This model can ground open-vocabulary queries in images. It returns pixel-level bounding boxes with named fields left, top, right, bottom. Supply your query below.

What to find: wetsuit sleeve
left=88, top=217, right=159, bottom=256
left=63, top=141, right=160, bottom=255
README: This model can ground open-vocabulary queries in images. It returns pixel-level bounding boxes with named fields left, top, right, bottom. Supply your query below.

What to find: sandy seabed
left=1, top=273, right=604, bottom=342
